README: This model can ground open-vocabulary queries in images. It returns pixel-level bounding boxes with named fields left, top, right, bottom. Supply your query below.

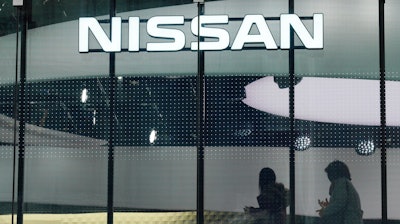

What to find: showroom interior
left=0, top=0, right=399, bottom=223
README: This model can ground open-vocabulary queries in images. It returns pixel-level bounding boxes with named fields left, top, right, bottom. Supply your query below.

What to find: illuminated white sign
left=79, top=14, right=323, bottom=52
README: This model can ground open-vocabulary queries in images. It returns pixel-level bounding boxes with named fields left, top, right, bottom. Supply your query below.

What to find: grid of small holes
left=115, top=147, right=197, bottom=161
left=205, top=76, right=290, bottom=148
left=114, top=76, right=196, bottom=147
left=386, top=72, right=400, bottom=160
left=204, top=147, right=289, bottom=160
left=2, top=73, right=399, bottom=159
left=295, top=72, right=385, bottom=160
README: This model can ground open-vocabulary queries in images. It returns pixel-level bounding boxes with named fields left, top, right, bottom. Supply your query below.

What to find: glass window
left=0, top=2, right=18, bottom=223
left=113, top=3, right=198, bottom=223
left=0, top=0, right=397, bottom=223
left=386, top=0, right=400, bottom=222
left=295, top=0, right=381, bottom=223
left=204, top=1, right=290, bottom=223
left=22, top=1, right=110, bottom=222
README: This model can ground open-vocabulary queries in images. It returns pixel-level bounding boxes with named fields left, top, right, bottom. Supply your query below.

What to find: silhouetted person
left=245, top=167, right=288, bottom=224
left=317, top=160, right=363, bottom=224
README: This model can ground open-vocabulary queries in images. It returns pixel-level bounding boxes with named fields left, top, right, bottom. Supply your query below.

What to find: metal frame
left=107, top=1, right=116, bottom=223
left=196, top=2, right=205, bottom=224
left=16, top=1, right=28, bottom=223
left=288, top=1, right=296, bottom=224
left=379, top=0, right=387, bottom=223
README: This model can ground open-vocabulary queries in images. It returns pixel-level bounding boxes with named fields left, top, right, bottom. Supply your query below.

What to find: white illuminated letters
left=281, top=14, right=324, bottom=49
left=231, top=15, right=277, bottom=50
left=191, top=15, right=230, bottom=51
left=79, top=17, right=122, bottom=52
left=147, top=16, right=185, bottom=51
left=128, top=17, right=140, bottom=52
left=78, top=14, right=324, bottom=52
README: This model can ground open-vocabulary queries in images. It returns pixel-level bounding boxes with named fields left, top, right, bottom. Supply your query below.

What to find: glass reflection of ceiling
left=0, top=0, right=219, bottom=37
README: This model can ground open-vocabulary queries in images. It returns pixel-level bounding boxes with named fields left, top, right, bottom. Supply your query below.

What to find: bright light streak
left=93, top=110, right=96, bottom=125
left=149, top=129, right=157, bottom=144
left=81, top=88, right=88, bottom=103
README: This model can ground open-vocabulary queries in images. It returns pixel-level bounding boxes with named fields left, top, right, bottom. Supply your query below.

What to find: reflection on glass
left=355, top=140, right=375, bottom=156
left=244, top=167, right=289, bottom=224
left=296, top=149, right=381, bottom=223
left=0, top=0, right=398, bottom=223
left=317, top=160, right=363, bottom=224
left=294, top=136, right=311, bottom=151
left=386, top=1, right=400, bottom=222
left=112, top=1, right=198, bottom=222
left=0, top=1, right=17, bottom=221
left=294, top=0, right=382, bottom=223
left=149, top=129, right=157, bottom=144
left=19, top=79, right=109, bottom=222
left=205, top=147, right=290, bottom=223
left=81, top=88, right=88, bottom=103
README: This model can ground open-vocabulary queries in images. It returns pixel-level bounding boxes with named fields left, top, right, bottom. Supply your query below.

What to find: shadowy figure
left=244, top=167, right=288, bottom=224
left=317, top=160, right=363, bottom=224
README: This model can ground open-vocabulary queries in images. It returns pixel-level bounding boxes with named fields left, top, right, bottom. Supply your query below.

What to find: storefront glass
left=0, top=2, right=17, bottom=223
left=386, top=0, right=400, bottom=222
left=203, top=1, right=290, bottom=223
left=22, top=1, right=110, bottom=222
left=0, top=0, right=398, bottom=223
left=295, top=0, right=381, bottom=223
left=113, top=2, right=198, bottom=223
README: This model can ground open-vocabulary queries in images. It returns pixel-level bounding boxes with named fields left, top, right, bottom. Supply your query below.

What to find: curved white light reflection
left=242, top=76, right=400, bottom=126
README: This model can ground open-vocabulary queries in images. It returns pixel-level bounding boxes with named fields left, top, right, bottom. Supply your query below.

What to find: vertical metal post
left=16, top=1, right=29, bottom=223
left=12, top=5, right=21, bottom=224
left=107, top=0, right=116, bottom=223
left=379, top=0, right=387, bottom=223
left=288, top=0, right=296, bottom=224
left=196, top=2, right=205, bottom=224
